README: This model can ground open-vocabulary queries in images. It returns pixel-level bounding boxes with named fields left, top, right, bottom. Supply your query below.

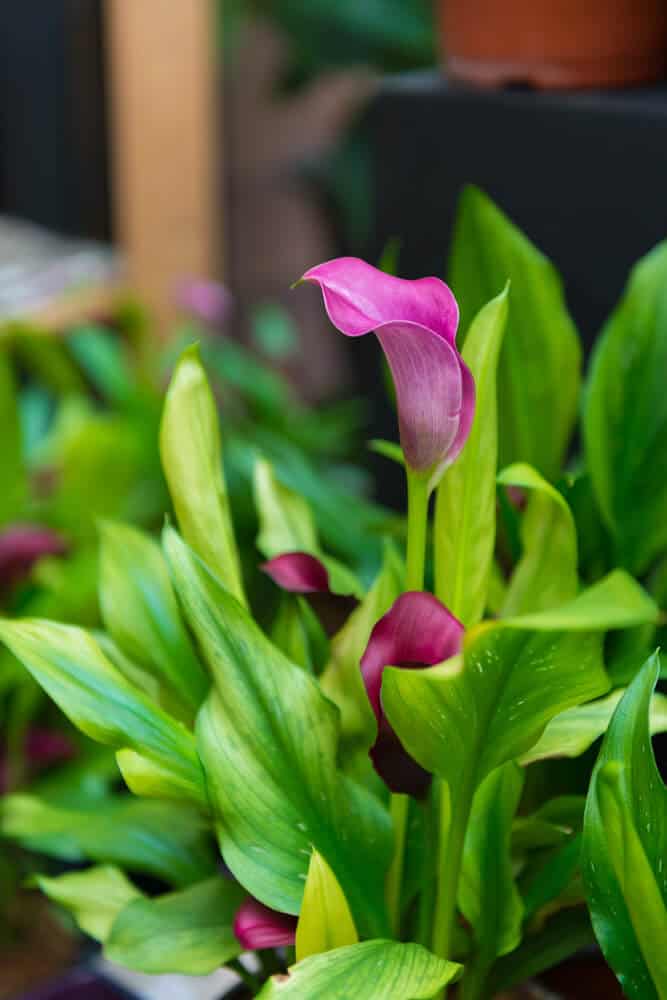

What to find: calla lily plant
left=3, top=190, right=667, bottom=999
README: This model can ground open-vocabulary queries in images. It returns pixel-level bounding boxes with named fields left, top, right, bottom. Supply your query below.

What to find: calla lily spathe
left=234, top=897, right=297, bottom=950
left=361, top=591, right=464, bottom=797
left=0, top=525, right=67, bottom=592
left=301, top=257, right=475, bottom=488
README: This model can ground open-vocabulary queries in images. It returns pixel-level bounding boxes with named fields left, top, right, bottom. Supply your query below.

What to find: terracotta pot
left=439, top=0, right=667, bottom=89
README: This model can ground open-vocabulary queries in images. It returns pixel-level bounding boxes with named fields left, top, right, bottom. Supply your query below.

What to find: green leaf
left=2, top=795, right=214, bottom=886
left=434, top=286, right=509, bottom=626
left=583, top=241, right=667, bottom=573
left=498, top=463, right=578, bottom=616
left=383, top=622, right=609, bottom=807
left=271, top=596, right=329, bottom=675
left=521, top=688, right=667, bottom=765
left=105, top=877, right=244, bottom=975
left=99, top=520, right=208, bottom=721
left=257, top=941, right=462, bottom=999
left=254, top=457, right=319, bottom=555
left=459, top=763, right=524, bottom=993
left=0, top=347, right=27, bottom=525
left=320, top=542, right=403, bottom=750
left=448, top=186, right=581, bottom=479
left=520, top=834, right=582, bottom=922
left=296, top=849, right=358, bottom=961
left=0, top=619, right=206, bottom=807
left=35, top=865, right=142, bottom=941
left=489, top=908, right=594, bottom=995
left=502, top=569, right=659, bottom=631
left=160, top=345, right=245, bottom=604
left=67, top=326, right=134, bottom=405
left=254, top=458, right=363, bottom=598
left=583, top=653, right=667, bottom=999
left=164, top=527, right=391, bottom=936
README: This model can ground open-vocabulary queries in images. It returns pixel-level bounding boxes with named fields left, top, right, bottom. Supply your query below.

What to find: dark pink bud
left=25, top=728, right=75, bottom=767
left=0, top=525, right=67, bottom=590
left=261, top=553, right=331, bottom=594
left=361, top=592, right=463, bottom=797
left=233, top=898, right=297, bottom=950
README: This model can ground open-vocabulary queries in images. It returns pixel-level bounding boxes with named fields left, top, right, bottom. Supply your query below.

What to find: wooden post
left=105, top=0, right=219, bottom=329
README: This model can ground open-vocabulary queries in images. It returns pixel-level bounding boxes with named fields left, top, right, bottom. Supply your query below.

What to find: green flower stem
left=433, top=778, right=475, bottom=998
left=386, top=792, right=409, bottom=934
left=405, top=470, right=430, bottom=591
left=386, top=469, right=430, bottom=934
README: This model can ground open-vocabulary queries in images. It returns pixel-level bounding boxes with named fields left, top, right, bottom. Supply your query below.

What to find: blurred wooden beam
left=105, top=0, right=219, bottom=329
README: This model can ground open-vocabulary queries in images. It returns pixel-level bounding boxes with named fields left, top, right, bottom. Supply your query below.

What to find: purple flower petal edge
left=234, top=898, right=297, bottom=950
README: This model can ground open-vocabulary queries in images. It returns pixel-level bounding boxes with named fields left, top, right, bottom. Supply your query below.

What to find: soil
left=0, top=893, right=78, bottom=1000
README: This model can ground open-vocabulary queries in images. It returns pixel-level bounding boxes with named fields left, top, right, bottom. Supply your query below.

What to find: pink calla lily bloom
left=301, top=257, right=475, bottom=488
left=361, top=592, right=464, bottom=797
left=234, top=898, right=297, bottom=950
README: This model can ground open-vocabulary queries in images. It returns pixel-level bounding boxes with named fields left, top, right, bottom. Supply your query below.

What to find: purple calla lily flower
left=234, top=898, right=297, bottom=950
left=176, top=278, right=232, bottom=329
left=361, top=592, right=463, bottom=797
left=0, top=525, right=67, bottom=592
left=301, top=257, right=475, bottom=487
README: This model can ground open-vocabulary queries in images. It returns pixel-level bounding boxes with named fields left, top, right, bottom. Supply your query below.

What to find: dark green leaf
left=583, top=653, right=667, bottom=999
left=448, top=186, right=581, bottom=479
left=584, top=242, right=667, bottom=573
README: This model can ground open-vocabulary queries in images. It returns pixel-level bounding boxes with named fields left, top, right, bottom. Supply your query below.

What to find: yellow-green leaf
left=296, top=849, right=358, bottom=961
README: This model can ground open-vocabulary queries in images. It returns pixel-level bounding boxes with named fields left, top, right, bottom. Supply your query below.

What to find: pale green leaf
left=160, top=345, right=245, bottom=604
left=105, top=877, right=244, bottom=975
left=383, top=622, right=609, bottom=807
left=99, top=520, right=208, bottom=721
left=254, top=457, right=318, bottom=555
left=0, top=619, right=206, bottom=807
left=435, top=286, right=509, bottom=626
left=502, top=570, right=658, bottom=631
left=296, top=850, right=358, bottom=961
left=2, top=795, right=214, bottom=886
left=498, top=463, right=577, bottom=616
left=35, top=865, right=142, bottom=941
left=164, top=526, right=391, bottom=936
left=253, top=458, right=363, bottom=598
left=257, top=941, right=462, bottom=999
left=521, top=689, right=667, bottom=765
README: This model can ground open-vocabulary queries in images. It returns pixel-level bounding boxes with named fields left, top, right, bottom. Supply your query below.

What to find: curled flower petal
left=0, top=525, right=67, bottom=590
left=361, top=592, right=463, bottom=796
left=302, top=257, right=459, bottom=343
left=302, top=258, right=475, bottom=481
left=261, top=553, right=331, bottom=594
left=234, top=898, right=297, bottom=950
left=176, top=278, right=232, bottom=328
